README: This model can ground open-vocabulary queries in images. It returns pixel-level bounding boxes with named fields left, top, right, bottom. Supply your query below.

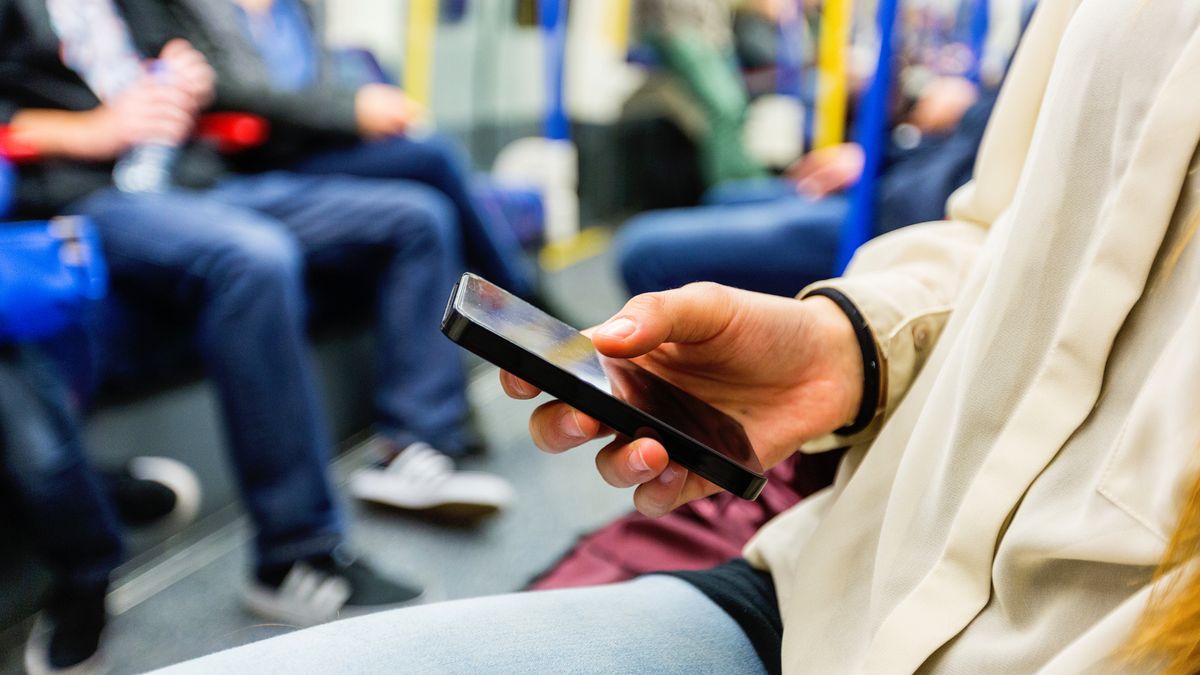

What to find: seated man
left=615, top=75, right=994, bottom=297
left=118, top=0, right=539, bottom=302
left=0, top=0, right=507, bottom=644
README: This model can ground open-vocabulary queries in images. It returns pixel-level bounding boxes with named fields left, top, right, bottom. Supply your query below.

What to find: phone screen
left=455, top=275, right=762, bottom=473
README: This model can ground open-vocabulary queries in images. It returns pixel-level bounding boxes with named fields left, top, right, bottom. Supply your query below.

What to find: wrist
left=803, top=290, right=879, bottom=434
left=12, top=108, right=123, bottom=161
left=70, top=108, right=121, bottom=160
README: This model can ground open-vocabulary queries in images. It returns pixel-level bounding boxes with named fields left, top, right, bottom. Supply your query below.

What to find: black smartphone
left=441, top=273, right=766, bottom=500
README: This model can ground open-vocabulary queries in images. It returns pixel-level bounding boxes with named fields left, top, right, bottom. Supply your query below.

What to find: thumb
left=591, top=283, right=736, bottom=358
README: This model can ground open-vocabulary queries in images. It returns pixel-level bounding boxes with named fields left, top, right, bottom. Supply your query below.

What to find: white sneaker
left=243, top=553, right=422, bottom=627
left=349, top=442, right=515, bottom=518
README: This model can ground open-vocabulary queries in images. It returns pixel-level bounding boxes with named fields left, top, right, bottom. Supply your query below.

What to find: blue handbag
left=0, top=216, right=108, bottom=343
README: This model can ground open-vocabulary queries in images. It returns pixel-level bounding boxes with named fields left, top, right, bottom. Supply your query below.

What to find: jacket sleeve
left=797, top=0, right=1078, bottom=452
left=211, top=80, right=359, bottom=140
left=135, top=0, right=362, bottom=140
left=211, top=0, right=358, bottom=139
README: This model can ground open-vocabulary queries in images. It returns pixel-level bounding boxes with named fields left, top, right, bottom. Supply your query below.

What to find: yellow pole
left=404, top=0, right=439, bottom=107
left=814, top=0, right=853, bottom=149
left=606, top=0, right=633, bottom=52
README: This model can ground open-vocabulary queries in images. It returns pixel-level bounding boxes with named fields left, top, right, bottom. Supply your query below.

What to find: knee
left=209, top=228, right=302, bottom=292
left=0, top=394, right=77, bottom=489
left=614, top=217, right=672, bottom=295
left=415, top=133, right=467, bottom=177
left=393, top=189, right=461, bottom=255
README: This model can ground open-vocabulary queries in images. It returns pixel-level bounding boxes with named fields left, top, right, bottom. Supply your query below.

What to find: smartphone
left=441, top=273, right=766, bottom=500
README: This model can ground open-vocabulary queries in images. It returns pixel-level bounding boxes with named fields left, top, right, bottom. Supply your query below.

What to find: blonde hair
left=1125, top=470, right=1200, bottom=673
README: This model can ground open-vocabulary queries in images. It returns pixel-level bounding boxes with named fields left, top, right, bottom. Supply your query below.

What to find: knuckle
left=681, top=280, right=727, bottom=298
left=625, top=291, right=667, bottom=318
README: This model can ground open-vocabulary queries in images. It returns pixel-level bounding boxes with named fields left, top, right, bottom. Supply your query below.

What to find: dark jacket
left=119, top=0, right=361, bottom=170
left=0, top=0, right=225, bottom=217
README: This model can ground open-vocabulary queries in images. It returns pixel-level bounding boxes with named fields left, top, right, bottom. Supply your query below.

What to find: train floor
left=0, top=246, right=634, bottom=674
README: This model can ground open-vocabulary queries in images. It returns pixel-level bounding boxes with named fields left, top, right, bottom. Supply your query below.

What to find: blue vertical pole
left=835, top=0, right=900, bottom=273
left=967, top=0, right=990, bottom=83
left=539, top=0, right=570, bottom=141
left=0, top=158, right=13, bottom=217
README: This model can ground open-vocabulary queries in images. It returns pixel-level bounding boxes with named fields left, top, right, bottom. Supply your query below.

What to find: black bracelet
left=804, top=288, right=881, bottom=435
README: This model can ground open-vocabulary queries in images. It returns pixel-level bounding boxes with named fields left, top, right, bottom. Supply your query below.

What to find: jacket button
left=913, top=324, right=930, bottom=350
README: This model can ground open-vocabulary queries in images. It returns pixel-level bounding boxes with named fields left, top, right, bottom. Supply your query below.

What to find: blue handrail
left=835, top=0, right=900, bottom=273
left=539, top=0, right=570, bottom=141
left=0, top=158, right=14, bottom=218
left=966, top=0, right=990, bottom=83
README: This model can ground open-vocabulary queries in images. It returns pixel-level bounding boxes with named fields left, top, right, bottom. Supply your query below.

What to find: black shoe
left=103, top=457, right=201, bottom=528
left=24, top=583, right=107, bottom=675
left=243, top=548, right=422, bottom=626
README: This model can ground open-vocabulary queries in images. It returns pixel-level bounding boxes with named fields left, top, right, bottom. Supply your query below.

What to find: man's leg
left=290, top=134, right=537, bottom=298
left=703, top=177, right=799, bottom=207
left=74, top=189, right=344, bottom=567
left=156, top=576, right=767, bottom=675
left=0, top=346, right=119, bottom=671
left=0, top=346, right=123, bottom=590
left=206, top=173, right=474, bottom=454
left=614, top=195, right=850, bottom=297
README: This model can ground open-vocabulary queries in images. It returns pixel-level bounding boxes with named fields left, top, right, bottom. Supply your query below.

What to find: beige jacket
left=744, top=0, right=1200, bottom=672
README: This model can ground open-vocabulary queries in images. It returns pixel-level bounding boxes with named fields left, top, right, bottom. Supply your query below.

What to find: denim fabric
left=614, top=186, right=849, bottom=298
left=205, top=173, right=473, bottom=454
left=290, top=133, right=536, bottom=298
left=0, top=346, right=123, bottom=588
left=73, top=171, right=471, bottom=563
left=155, top=575, right=768, bottom=675
left=702, top=177, right=800, bottom=207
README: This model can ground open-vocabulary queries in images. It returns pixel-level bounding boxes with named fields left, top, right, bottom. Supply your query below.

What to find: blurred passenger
left=113, top=0, right=518, bottom=515
left=0, top=345, right=198, bottom=675
left=0, top=0, right=504, bottom=635
left=615, top=77, right=993, bottom=297
left=118, top=0, right=538, bottom=302
left=616, top=0, right=1019, bottom=298
left=633, top=0, right=776, bottom=187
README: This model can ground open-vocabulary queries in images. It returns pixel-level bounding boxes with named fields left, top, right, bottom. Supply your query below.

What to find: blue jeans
left=155, top=576, right=767, bottom=674
left=0, top=346, right=123, bottom=588
left=614, top=179, right=849, bottom=297
left=73, top=172, right=470, bottom=565
left=291, top=133, right=536, bottom=298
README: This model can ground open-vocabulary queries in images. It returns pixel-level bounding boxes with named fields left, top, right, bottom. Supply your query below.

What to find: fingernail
left=597, top=317, right=637, bottom=340
left=658, top=466, right=679, bottom=485
left=628, top=444, right=651, bottom=473
left=562, top=409, right=588, bottom=439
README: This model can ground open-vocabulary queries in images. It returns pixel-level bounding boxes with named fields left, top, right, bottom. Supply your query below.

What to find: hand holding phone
left=444, top=275, right=865, bottom=515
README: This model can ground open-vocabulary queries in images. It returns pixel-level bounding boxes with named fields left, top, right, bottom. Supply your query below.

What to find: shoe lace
left=383, top=442, right=455, bottom=484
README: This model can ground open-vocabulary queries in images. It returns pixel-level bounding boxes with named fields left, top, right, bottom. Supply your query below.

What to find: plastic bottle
left=113, top=61, right=177, bottom=194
